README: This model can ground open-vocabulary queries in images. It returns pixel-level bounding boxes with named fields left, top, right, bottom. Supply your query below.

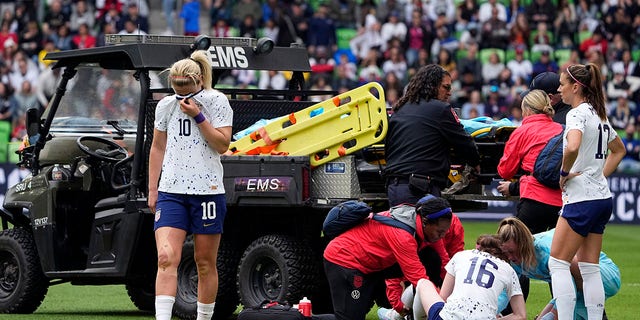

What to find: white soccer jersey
left=563, top=103, right=618, bottom=204
left=439, top=249, right=522, bottom=320
left=155, top=89, right=233, bottom=194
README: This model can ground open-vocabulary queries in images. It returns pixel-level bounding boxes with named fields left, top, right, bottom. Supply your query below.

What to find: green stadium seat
left=577, top=30, right=592, bottom=44
left=336, top=28, right=357, bottom=50
left=456, top=49, right=470, bottom=61
left=505, top=48, right=530, bottom=61
left=479, top=48, right=506, bottom=64
left=554, top=49, right=572, bottom=66
left=529, top=30, right=554, bottom=47
left=0, top=121, right=10, bottom=163
left=632, top=49, right=640, bottom=62
left=7, top=142, right=20, bottom=164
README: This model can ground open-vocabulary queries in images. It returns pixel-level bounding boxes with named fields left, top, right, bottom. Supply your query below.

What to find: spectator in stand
left=96, top=22, right=116, bottom=47
left=13, top=80, right=38, bottom=118
left=306, top=4, right=337, bottom=55
left=238, top=14, right=257, bottom=38
left=586, top=49, right=608, bottom=80
left=376, top=0, right=404, bottom=24
left=382, top=47, right=407, bottom=84
left=559, top=49, right=581, bottom=71
left=525, top=0, right=555, bottom=26
left=97, top=4, right=122, bottom=34
left=481, top=6, right=510, bottom=49
left=427, top=0, right=457, bottom=29
left=382, top=71, right=404, bottom=95
left=606, top=33, right=629, bottom=64
left=231, top=0, right=262, bottom=29
left=326, top=0, right=358, bottom=28
left=618, top=123, right=640, bottom=173
left=492, top=68, right=515, bottom=100
left=118, top=3, right=149, bottom=34
left=505, top=0, right=525, bottom=25
left=357, top=49, right=383, bottom=85
left=604, top=6, right=633, bottom=44
left=479, top=0, right=507, bottom=23
left=607, top=69, right=640, bottom=108
left=579, top=27, right=608, bottom=61
left=18, top=20, right=43, bottom=61
left=0, top=82, right=16, bottom=122
left=0, top=21, right=17, bottom=50
left=404, top=9, right=434, bottom=68
left=309, top=45, right=335, bottom=78
left=179, top=0, right=200, bottom=36
left=118, top=19, right=148, bottom=35
left=261, top=18, right=279, bottom=42
left=380, top=11, right=407, bottom=46
left=609, top=96, right=637, bottom=131
left=72, top=23, right=96, bottom=50
left=509, top=14, right=530, bottom=49
left=532, top=50, right=558, bottom=78
left=309, top=75, right=333, bottom=102
left=482, top=51, right=505, bottom=84
left=553, top=0, right=577, bottom=46
left=9, top=55, right=38, bottom=92
left=510, top=76, right=529, bottom=101
left=530, top=22, right=553, bottom=54
left=430, top=27, right=459, bottom=58
left=434, top=48, right=456, bottom=75
left=458, top=22, right=481, bottom=50
left=408, top=47, right=430, bottom=79
left=333, top=51, right=357, bottom=85
left=258, top=70, right=286, bottom=90
left=48, top=25, right=75, bottom=51
left=275, top=2, right=308, bottom=47
left=36, top=66, right=59, bottom=110
left=13, top=2, right=35, bottom=35
left=209, top=0, right=232, bottom=29
left=350, top=16, right=385, bottom=64
left=455, top=0, right=479, bottom=32
left=575, top=0, right=599, bottom=33
left=210, top=19, right=232, bottom=38
left=461, top=90, right=486, bottom=119
left=42, top=0, right=70, bottom=38
left=485, top=86, right=509, bottom=119
left=69, top=0, right=95, bottom=34
left=507, top=46, right=533, bottom=83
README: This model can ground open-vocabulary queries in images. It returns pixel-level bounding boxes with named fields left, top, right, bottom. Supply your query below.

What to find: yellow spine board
left=228, top=82, right=388, bottom=166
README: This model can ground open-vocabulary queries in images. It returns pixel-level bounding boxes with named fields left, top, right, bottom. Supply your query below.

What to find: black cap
left=530, top=72, right=560, bottom=94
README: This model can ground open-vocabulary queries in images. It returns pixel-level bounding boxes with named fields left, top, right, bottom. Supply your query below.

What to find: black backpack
left=533, top=127, right=564, bottom=189
left=322, top=200, right=415, bottom=239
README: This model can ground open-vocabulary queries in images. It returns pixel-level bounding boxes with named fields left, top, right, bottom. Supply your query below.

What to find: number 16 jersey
left=440, top=249, right=522, bottom=320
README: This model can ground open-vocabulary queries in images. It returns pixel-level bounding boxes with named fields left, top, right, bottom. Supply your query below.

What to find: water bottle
left=298, top=296, right=312, bottom=317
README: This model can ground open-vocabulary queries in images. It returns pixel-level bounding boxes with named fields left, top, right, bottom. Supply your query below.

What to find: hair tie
left=189, top=57, right=204, bottom=73
left=566, top=66, right=586, bottom=88
left=426, top=207, right=452, bottom=220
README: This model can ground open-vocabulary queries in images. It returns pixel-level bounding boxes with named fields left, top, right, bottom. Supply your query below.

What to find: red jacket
left=498, top=114, right=563, bottom=206
left=323, top=210, right=427, bottom=288
left=384, top=214, right=465, bottom=312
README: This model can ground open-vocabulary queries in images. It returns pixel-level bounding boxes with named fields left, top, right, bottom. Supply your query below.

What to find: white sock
left=579, top=262, right=604, bottom=320
left=155, top=295, right=175, bottom=320
left=196, top=301, right=215, bottom=320
left=549, top=257, right=576, bottom=320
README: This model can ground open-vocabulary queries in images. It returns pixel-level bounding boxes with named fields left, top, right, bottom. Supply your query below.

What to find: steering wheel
left=76, top=136, right=128, bottom=162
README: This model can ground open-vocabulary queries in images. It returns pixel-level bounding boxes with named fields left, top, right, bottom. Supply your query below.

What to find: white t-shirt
left=154, top=89, right=233, bottom=195
left=563, top=103, right=617, bottom=204
left=440, top=249, right=522, bottom=320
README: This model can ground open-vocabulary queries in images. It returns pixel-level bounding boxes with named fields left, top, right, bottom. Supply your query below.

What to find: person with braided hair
left=384, top=64, right=480, bottom=206
left=549, top=63, right=625, bottom=320
left=148, top=50, right=233, bottom=320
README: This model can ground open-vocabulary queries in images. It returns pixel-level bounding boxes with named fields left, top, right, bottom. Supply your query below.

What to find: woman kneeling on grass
left=412, top=234, right=526, bottom=320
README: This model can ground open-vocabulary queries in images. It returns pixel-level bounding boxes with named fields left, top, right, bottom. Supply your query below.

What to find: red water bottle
left=298, top=297, right=312, bottom=317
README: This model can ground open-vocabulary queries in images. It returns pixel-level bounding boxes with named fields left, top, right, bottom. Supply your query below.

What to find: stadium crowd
left=0, top=0, right=638, bottom=170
